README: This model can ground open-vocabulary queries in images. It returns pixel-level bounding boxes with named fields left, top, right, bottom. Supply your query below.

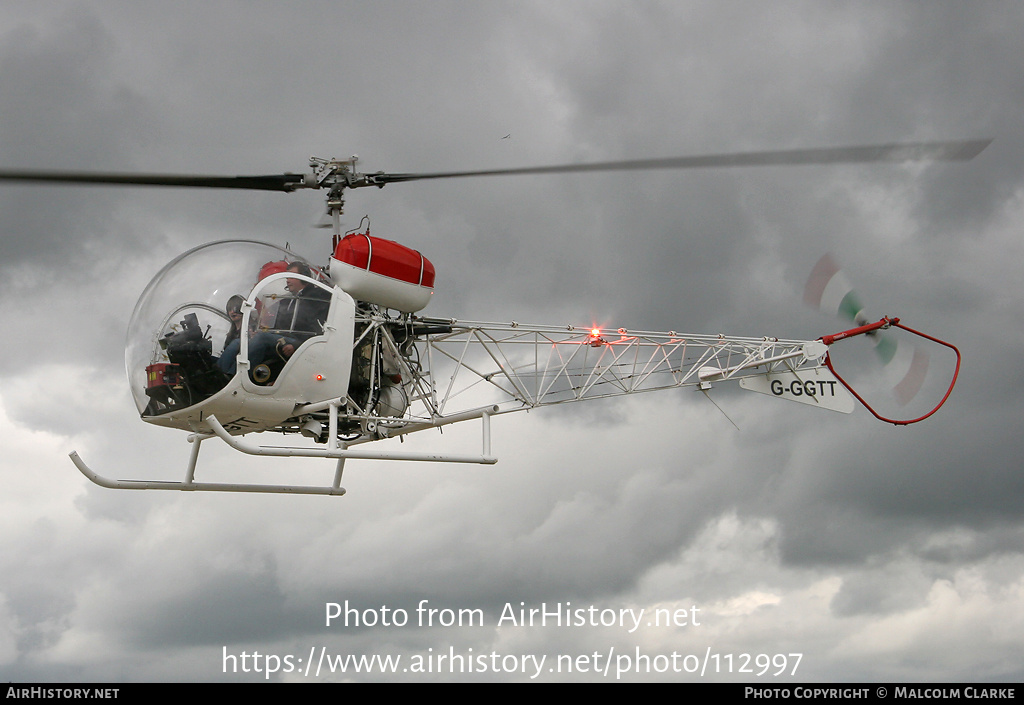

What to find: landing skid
left=70, top=408, right=498, bottom=496
left=70, top=438, right=348, bottom=496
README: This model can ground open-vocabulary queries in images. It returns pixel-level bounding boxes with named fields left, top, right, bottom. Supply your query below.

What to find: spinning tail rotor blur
left=804, top=254, right=960, bottom=425
left=805, top=253, right=929, bottom=406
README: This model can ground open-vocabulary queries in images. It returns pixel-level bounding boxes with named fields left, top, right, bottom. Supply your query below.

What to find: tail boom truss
left=413, top=317, right=828, bottom=418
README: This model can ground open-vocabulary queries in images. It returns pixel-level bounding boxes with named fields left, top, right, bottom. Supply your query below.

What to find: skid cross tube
left=204, top=413, right=498, bottom=464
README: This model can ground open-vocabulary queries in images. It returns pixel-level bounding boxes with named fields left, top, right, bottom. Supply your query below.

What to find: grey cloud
left=1, top=0, right=1022, bottom=682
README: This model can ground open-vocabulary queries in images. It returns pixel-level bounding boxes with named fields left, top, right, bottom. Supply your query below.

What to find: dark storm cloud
left=0, top=8, right=163, bottom=268
left=1, top=0, right=1023, bottom=682
left=836, top=4, right=1024, bottom=230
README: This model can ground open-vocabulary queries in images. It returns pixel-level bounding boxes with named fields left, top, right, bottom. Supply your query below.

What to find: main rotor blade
left=0, top=170, right=311, bottom=192
left=0, top=138, right=990, bottom=193
left=374, top=138, right=992, bottom=185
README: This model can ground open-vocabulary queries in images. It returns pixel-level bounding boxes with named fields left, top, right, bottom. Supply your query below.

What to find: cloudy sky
left=1, top=0, right=1022, bottom=682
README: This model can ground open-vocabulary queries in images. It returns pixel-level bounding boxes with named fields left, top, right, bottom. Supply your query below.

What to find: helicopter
left=0, top=139, right=988, bottom=496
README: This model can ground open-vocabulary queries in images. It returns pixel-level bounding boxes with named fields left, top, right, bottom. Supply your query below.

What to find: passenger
left=217, top=295, right=248, bottom=376
left=216, top=263, right=331, bottom=377
left=223, top=294, right=245, bottom=348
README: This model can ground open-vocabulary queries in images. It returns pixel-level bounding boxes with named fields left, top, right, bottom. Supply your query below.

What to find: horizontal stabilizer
left=739, top=368, right=854, bottom=413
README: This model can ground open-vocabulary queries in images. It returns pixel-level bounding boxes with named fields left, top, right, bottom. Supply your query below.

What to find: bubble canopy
left=126, top=240, right=322, bottom=415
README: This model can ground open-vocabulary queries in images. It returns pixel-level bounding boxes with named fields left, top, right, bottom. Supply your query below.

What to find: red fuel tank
left=330, top=233, right=435, bottom=312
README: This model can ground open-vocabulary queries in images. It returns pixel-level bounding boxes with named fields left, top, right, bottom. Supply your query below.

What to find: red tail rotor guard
left=820, top=317, right=961, bottom=425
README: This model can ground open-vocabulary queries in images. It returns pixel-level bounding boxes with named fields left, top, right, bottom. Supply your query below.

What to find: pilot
left=216, top=263, right=331, bottom=377
left=275, top=262, right=332, bottom=346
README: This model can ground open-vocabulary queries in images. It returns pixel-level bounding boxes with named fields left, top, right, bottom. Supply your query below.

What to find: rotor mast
left=308, top=155, right=389, bottom=239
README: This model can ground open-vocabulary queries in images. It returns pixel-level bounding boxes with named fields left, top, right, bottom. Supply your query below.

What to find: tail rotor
left=805, top=253, right=929, bottom=406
